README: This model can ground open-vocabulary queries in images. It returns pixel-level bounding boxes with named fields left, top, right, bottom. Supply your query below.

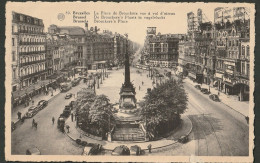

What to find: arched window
left=28, top=67, right=31, bottom=74
left=20, top=69, right=23, bottom=76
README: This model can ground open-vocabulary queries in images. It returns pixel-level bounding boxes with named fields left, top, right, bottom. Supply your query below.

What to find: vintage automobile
left=65, top=93, right=73, bottom=99
left=178, top=135, right=189, bottom=143
left=201, top=88, right=210, bottom=94
left=82, top=144, right=103, bottom=155
left=37, top=100, right=48, bottom=109
left=57, top=116, right=65, bottom=132
left=130, top=145, right=142, bottom=155
left=72, top=78, right=81, bottom=87
left=60, top=82, right=72, bottom=92
left=112, top=145, right=130, bottom=156
left=194, top=85, right=201, bottom=90
left=209, top=94, right=220, bottom=102
left=63, top=107, right=71, bottom=117
left=24, top=106, right=40, bottom=118
left=26, top=147, right=41, bottom=155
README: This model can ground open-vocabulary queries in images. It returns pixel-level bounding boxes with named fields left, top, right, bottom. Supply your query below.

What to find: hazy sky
left=7, top=2, right=251, bottom=45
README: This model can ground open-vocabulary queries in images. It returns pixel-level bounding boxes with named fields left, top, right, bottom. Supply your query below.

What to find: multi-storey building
left=178, top=7, right=250, bottom=101
left=144, top=27, right=181, bottom=68
left=48, top=24, right=135, bottom=71
left=12, top=12, right=47, bottom=91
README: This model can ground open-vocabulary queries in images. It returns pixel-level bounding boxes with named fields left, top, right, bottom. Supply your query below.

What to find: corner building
left=12, top=12, right=47, bottom=91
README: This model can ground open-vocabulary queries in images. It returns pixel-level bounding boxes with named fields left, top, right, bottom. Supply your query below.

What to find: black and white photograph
left=5, top=2, right=255, bottom=162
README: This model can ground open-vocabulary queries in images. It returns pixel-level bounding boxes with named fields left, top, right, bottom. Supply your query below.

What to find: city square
left=7, top=2, right=253, bottom=160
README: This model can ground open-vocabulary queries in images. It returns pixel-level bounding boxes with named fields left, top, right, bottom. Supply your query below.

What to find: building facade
left=12, top=12, right=47, bottom=91
left=144, top=27, right=182, bottom=68
left=178, top=8, right=250, bottom=101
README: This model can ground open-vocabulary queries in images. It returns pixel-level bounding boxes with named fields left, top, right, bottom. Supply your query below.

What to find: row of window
left=20, top=54, right=45, bottom=64
left=19, top=36, right=45, bottom=43
left=19, top=46, right=45, bottom=52
left=20, top=63, right=45, bottom=76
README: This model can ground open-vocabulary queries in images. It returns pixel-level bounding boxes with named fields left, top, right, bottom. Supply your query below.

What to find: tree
left=88, top=95, right=116, bottom=138
left=140, top=79, right=188, bottom=139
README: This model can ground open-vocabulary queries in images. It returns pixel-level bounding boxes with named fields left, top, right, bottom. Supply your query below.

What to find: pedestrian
left=139, top=86, right=141, bottom=91
left=245, top=116, right=249, bottom=124
left=32, top=119, right=35, bottom=127
left=34, top=122, right=38, bottom=129
left=148, top=144, right=152, bottom=153
left=71, top=113, right=74, bottom=122
left=52, top=117, right=55, bottom=124
left=66, top=125, right=70, bottom=133
left=142, top=81, right=144, bottom=85
left=17, top=112, right=21, bottom=120
left=218, top=91, right=220, bottom=96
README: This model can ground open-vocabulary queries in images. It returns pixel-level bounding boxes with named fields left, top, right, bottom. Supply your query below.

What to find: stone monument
left=119, top=36, right=136, bottom=109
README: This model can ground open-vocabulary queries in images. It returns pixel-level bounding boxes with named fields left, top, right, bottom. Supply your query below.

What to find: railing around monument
left=112, top=133, right=145, bottom=141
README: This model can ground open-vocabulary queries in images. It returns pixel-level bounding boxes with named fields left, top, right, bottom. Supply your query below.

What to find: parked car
left=82, top=143, right=103, bottom=155
left=65, top=93, right=73, bottom=99
left=24, top=106, right=40, bottom=118
left=112, top=145, right=130, bottom=156
left=194, top=85, right=201, bottom=90
left=37, top=100, right=48, bottom=109
left=107, top=67, right=112, bottom=70
left=26, top=147, right=41, bottom=155
left=201, top=88, right=210, bottom=94
left=178, top=135, right=189, bottom=143
left=69, top=100, right=75, bottom=109
left=72, top=78, right=81, bottom=87
left=209, top=94, right=220, bottom=102
left=63, top=107, right=71, bottom=117
left=64, top=105, right=72, bottom=111
left=130, top=145, right=142, bottom=155
left=57, top=116, right=65, bottom=132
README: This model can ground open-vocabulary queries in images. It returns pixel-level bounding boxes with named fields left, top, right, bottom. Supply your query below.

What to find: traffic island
left=64, top=114, right=192, bottom=152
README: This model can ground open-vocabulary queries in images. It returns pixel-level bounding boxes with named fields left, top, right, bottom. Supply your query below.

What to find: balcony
left=20, top=69, right=47, bottom=80
left=19, top=51, right=46, bottom=55
left=20, top=60, right=46, bottom=67
left=18, top=30, right=45, bottom=35
left=19, top=41, right=46, bottom=45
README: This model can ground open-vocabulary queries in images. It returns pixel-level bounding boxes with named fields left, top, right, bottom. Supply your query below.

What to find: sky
left=6, top=2, right=252, bottom=45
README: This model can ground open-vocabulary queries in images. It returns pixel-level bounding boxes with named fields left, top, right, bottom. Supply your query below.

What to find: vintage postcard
left=5, top=2, right=255, bottom=162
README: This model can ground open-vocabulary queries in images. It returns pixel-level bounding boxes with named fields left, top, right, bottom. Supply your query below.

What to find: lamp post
left=97, top=76, right=100, bottom=89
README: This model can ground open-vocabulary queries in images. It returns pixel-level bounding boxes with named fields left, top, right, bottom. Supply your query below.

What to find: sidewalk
left=184, top=78, right=249, bottom=117
left=64, top=114, right=192, bottom=151
left=12, top=89, right=61, bottom=124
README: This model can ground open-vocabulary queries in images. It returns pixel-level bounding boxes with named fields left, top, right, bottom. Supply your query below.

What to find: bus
left=60, top=82, right=72, bottom=92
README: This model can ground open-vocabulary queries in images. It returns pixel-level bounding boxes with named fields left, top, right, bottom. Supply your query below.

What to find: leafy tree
left=88, top=95, right=116, bottom=138
left=140, top=79, right=188, bottom=140
left=76, top=92, right=116, bottom=139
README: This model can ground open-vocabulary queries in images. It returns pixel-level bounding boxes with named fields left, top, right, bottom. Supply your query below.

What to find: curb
left=12, top=91, right=61, bottom=131
left=144, top=115, right=193, bottom=152
left=221, top=101, right=248, bottom=118
left=184, top=78, right=248, bottom=118
left=64, top=115, right=193, bottom=152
